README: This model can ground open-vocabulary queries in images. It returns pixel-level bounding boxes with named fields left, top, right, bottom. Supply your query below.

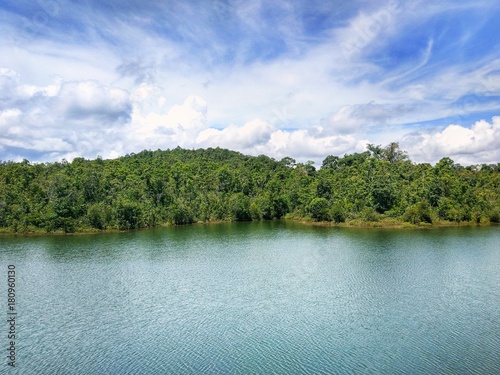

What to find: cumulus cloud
left=264, top=129, right=361, bottom=160
left=1, top=0, right=499, bottom=166
left=0, top=68, right=61, bottom=109
left=195, top=120, right=363, bottom=162
left=126, top=92, right=365, bottom=162
left=0, top=69, right=132, bottom=161
left=126, top=95, right=208, bottom=151
left=196, top=119, right=273, bottom=150
left=2, top=68, right=499, bottom=167
left=54, top=81, right=131, bottom=122
left=0, top=70, right=132, bottom=125
left=402, top=117, right=500, bottom=164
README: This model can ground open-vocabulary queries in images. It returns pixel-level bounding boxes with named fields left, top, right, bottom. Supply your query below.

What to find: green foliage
left=308, top=197, right=329, bottom=221
left=87, top=203, right=108, bottom=230
left=403, top=201, right=433, bottom=224
left=316, top=179, right=333, bottom=200
left=490, top=208, right=500, bottom=223
left=367, top=142, right=408, bottom=163
left=170, top=200, right=195, bottom=225
left=437, top=197, right=461, bottom=222
left=371, top=175, right=397, bottom=213
left=360, top=207, right=379, bottom=222
left=116, top=200, right=143, bottom=229
left=0, top=145, right=499, bottom=233
left=228, top=193, right=251, bottom=221
left=279, top=157, right=296, bottom=167
left=321, top=155, right=339, bottom=170
left=330, top=202, right=346, bottom=223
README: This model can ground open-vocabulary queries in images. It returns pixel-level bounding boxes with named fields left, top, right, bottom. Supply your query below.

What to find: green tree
left=308, top=197, right=329, bottom=221
left=403, top=201, right=433, bottom=224
left=228, top=193, right=251, bottom=221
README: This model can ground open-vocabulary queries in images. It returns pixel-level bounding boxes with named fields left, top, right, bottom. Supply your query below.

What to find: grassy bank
left=291, top=217, right=497, bottom=229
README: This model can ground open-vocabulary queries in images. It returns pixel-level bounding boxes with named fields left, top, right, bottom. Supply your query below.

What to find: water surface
left=1, top=222, right=499, bottom=374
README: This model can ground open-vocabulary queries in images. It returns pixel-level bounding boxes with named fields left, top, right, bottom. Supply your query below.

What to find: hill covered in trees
left=0, top=144, right=499, bottom=233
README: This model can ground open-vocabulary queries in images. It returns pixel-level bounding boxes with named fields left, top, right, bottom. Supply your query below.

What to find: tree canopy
left=0, top=144, right=499, bottom=233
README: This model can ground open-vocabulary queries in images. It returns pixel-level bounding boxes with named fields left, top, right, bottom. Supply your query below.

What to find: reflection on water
left=1, top=222, right=499, bottom=374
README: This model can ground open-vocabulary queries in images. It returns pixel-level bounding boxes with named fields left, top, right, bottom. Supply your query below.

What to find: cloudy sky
left=1, top=0, right=499, bottom=165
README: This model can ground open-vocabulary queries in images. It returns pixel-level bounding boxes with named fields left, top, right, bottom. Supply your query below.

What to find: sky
left=0, top=0, right=499, bottom=165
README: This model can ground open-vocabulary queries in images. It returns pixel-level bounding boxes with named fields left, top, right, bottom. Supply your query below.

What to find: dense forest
left=0, top=143, right=499, bottom=233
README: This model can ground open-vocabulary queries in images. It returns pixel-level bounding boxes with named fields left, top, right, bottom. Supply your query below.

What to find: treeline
left=0, top=144, right=499, bottom=233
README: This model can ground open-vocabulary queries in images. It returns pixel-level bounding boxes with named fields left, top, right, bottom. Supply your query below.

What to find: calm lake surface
left=1, top=221, right=499, bottom=374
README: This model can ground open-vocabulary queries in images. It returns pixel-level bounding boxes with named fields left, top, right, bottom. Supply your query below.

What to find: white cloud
left=0, top=68, right=62, bottom=108
left=0, top=1, right=499, bottom=165
left=127, top=93, right=364, bottom=163
left=0, top=68, right=20, bottom=100
left=126, top=95, right=208, bottom=152
left=54, top=81, right=131, bottom=122
left=1, top=66, right=499, bottom=166
left=196, top=119, right=273, bottom=150
left=0, top=69, right=133, bottom=161
left=315, top=101, right=421, bottom=139
left=1, top=137, right=72, bottom=152
left=0, top=108, right=22, bottom=128
left=195, top=116, right=363, bottom=162
left=402, top=117, right=500, bottom=164
left=264, top=129, right=360, bottom=160
left=336, top=2, right=402, bottom=60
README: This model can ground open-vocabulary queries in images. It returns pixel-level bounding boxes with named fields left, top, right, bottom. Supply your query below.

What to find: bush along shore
left=0, top=143, right=499, bottom=234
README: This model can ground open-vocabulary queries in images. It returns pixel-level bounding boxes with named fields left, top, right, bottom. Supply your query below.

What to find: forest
left=0, top=143, right=499, bottom=233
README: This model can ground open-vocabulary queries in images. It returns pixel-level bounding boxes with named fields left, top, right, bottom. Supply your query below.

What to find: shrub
left=403, top=201, right=433, bottom=224
left=330, top=203, right=346, bottom=223
left=360, top=206, right=378, bottom=222
left=308, top=197, right=330, bottom=221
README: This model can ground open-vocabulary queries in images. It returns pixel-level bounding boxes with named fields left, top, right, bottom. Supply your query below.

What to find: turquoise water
left=1, top=222, right=499, bottom=374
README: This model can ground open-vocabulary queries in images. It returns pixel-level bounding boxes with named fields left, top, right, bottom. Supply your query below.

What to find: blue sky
left=0, top=0, right=499, bottom=165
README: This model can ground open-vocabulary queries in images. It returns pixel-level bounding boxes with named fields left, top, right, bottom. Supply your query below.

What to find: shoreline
left=292, top=217, right=498, bottom=229
left=0, top=218, right=497, bottom=236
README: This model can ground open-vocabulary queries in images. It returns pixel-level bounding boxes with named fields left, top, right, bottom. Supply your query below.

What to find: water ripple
left=2, top=223, right=499, bottom=374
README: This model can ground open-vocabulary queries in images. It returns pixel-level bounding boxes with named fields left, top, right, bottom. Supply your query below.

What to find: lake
left=1, top=221, right=499, bottom=374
